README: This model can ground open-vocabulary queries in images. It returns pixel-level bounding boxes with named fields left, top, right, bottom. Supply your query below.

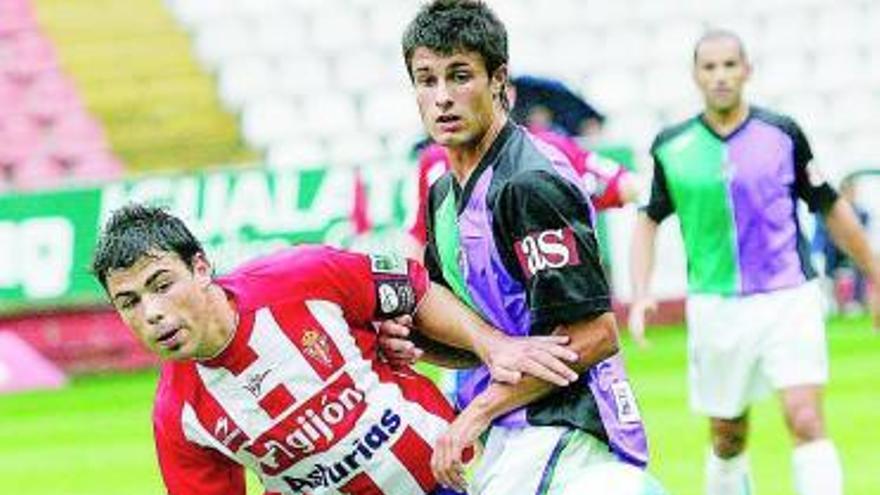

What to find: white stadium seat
left=240, top=97, right=302, bottom=149
left=361, top=88, right=421, bottom=136
left=267, top=138, right=328, bottom=169
left=193, top=18, right=256, bottom=69
left=217, top=57, right=277, bottom=111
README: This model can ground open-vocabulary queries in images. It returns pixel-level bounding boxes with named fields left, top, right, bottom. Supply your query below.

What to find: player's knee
left=786, top=405, right=825, bottom=442
left=712, top=433, right=746, bottom=458
left=710, top=419, right=748, bottom=458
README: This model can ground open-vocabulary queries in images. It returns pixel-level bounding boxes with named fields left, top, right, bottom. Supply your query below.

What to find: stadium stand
left=0, top=0, right=122, bottom=191
left=32, top=0, right=256, bottom=173
left=160, top=0, right=879, bottom=181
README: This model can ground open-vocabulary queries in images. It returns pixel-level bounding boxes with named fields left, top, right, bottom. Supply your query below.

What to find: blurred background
left=1, top=0, right=878, bottom=494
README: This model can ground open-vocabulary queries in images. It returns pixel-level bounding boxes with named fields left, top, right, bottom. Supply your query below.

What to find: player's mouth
left=156, top=325, right=183, bottom=350
left=436, top=114, right=462, bottom=132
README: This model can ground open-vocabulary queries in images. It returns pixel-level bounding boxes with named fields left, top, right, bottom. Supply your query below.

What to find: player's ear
left=191, top=253, right=213, bottom=286
left=490, top=64, right=509, bottom=100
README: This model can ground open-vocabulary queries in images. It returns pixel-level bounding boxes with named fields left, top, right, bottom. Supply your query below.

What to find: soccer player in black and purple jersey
left=385, top=1, right=668, bottom=494
left=629, top=30, right=880, bottom=495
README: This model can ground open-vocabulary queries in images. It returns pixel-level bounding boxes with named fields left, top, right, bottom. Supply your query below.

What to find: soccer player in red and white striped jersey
left=91, top=204, right=578, bottom=495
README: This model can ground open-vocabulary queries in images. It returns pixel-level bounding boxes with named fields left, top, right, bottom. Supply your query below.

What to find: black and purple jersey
left=424, top=122, right=649, bottom=467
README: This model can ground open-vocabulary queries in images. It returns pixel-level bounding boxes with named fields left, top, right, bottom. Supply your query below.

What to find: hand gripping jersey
left=408, top=128, right=630, bottom=245
left=423, top=122, right=649, bottom=467
left=152, top=246, right=456, bottom=495
left=646, top=107, right=839, bottom=296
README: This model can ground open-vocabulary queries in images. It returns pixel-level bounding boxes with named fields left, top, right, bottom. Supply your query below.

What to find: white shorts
left=686, top=280, right=829, bottom=419
left=471, top=425, right=639, bottom=495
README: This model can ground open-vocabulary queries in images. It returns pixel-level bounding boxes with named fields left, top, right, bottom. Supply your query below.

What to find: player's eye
left=415, top=74, right=436, bottom=87
left=155, top=280, right=173, bottom=294
left=451, top=71, right=472, bottom=83
left=119, top=297, right=138, bottom=311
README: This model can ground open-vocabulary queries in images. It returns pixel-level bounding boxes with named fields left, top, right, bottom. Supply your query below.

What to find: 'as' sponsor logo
left=513, top=227, right=581, bottom=278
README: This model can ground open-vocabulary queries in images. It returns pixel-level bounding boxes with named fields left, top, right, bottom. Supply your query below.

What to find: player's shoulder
left=651, top=115, right=700, bottom=153
left=750, top=105, right=805, bottom=136
left=153, top=362, right=193, bottom=423
left=219, top=246, right=354, bottom=311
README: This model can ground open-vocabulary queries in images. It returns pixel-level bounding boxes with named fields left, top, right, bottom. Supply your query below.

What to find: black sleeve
left=788, top=119, right=838, bottom=214
left=423, top=180, right=450, bottom=288
left=491, top=171, right=611, bottom=334
left=641, top=156, right=674, bottom=223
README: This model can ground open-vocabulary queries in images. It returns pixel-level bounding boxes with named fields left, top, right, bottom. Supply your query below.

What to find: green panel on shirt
left=433, top=189, right=478, bottom=310
left=655, top=124, right=739, bottom=294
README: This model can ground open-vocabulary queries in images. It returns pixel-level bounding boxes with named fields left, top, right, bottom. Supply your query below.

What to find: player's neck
left=447, top=113, right=508, bottom=186
left=703, top=102, right=749, bottom=137
left=196, top=286, right=239, bottom=361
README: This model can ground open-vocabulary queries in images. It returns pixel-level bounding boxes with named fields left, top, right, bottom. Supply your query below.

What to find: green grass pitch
left=1, top=316, right=877, bottom=494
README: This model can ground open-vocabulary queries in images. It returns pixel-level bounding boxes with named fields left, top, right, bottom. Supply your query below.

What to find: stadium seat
left=277, top=56, right=332, bottom=98
left=361, top=88, right=421, bottom=136
left=309, top=8, right=366, bottom=53
left=0, top=1, right=36, bottom=35
left=334, top=49, right=397, bottom=94
left=165, top=0, right=240, bottom=30
left=24, top=70, right=82, bottom=126
left=583, top=69, right=642, bottom=114
left=299, top=92, right=359, bottom=138
left=267, top=138, right=328, bottom=169
left=252, top=13, right=308, bottom=59
left=216, top=57, right=277, bottom=111
left=367, top=1, right=418, bottom=49
left=240, top=96, right=302, bottom=149
left=327, top=133, right=387, bottom=167
left=192, top=18, right=255, bottom=69
left=3, top=32, right=57, bottom=84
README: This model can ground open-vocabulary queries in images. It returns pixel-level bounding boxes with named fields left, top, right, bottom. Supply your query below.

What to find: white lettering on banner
left=514, top=227, right=582, bottom=277
left=100, top=168, right=356, bottom=242
left=0, top=218, right=74, bottom=298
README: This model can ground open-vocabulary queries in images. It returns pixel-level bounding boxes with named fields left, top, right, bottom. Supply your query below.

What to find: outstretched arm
left=823, top=197, right=880, bottom=330
left=628, top=212, right=660, bottom=347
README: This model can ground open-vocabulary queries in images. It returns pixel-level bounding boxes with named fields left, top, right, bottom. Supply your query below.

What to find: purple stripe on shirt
left=727, top=119, right=807, bottom=293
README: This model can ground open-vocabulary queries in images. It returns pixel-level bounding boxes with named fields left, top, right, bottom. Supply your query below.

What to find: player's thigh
left=761, top=281, right=828, bottom=389
left=686, top=294, right=766, bottom=418
left=473, top=426, right=616, bottom=495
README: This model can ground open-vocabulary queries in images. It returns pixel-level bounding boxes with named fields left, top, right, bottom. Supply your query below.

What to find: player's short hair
left=91, top=203, right=204, bottom=290
left=401, top=0, right=508, bottom=80
left=693, top=29, right=749, bottom=63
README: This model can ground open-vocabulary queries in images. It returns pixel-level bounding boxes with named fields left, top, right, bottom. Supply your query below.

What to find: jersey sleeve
left=642, top=156, right=675, bottom=223
left=153, top=407, right=246, bottom=495
left=312, top=248, right=431, bottom=326
left=788, top=120, right=838, bottom=214
left=583, top=151, right=629, bottom=210
left=492, top=171, right=611, bottom=333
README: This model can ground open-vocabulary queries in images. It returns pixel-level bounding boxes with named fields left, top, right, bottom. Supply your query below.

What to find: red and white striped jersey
left=152, top=246, right=456, bottom=495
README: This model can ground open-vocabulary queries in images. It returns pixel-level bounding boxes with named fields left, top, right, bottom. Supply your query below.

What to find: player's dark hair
left=91, top=203, right=205, bottom=290
left=693, top=29, right=748, bottom=63
left=402, top=0, right=508, bottom=81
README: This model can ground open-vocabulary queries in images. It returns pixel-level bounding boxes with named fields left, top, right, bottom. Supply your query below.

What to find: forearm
left=463, top=313, right=619, bottom=422
left=825, top=198, right=880, bottom=285
left=409, top=330, right=482, bottom=368
left=630, top=213, right=659, bottom=299
left=413, top=283, right=500, bottom=362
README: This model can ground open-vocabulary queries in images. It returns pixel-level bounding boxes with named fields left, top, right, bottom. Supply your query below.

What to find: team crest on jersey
left=301, top=329, right=332, bottom=367
left=513, top=227, right=581, bottom=278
